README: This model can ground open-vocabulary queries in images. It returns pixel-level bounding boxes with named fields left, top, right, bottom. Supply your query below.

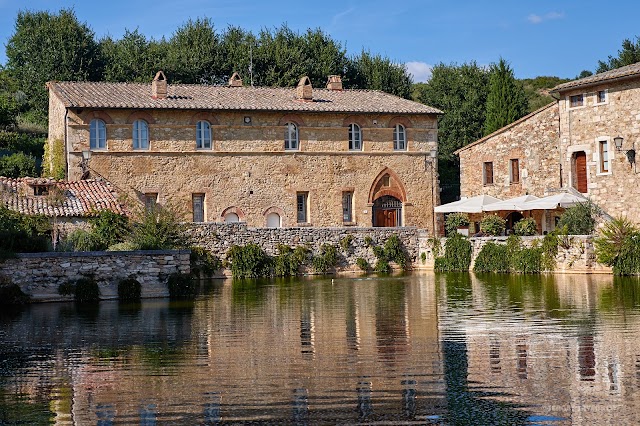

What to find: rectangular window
left=144, top=193, right=158, bottom=211
left=510, top=159, right=520, bottom=184
left=570, top=94, right=584, bottom=108
left=597, top=90, right=607, bottom=103
left=483, top=162, right=494, bottom=185
left=296, top=192, right=308, bottom=223
left=342, top=192, right=353, bottom=222
left=599, top=140, right=609, bottom=173
left=192, top=194, right=204, bottom=222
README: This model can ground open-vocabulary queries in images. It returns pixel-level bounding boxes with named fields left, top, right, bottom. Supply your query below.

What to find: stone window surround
left=132, top=119, right=150, bottom=150
left=220, top=206, right=246, bottom=223
left=89, top=119, right=107, bottom=150
left=594, top=89, right=609, bottom=106
left=568, top=93, right=586, bottom=109
left=566, top=144, right=591, bottom=193
left=594, top=136, right=613, bottom=176
left=192, top=193, right=205, bottom=223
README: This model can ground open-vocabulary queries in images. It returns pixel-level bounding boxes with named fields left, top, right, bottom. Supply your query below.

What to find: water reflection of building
left=438, top=273, right=640, bottom=425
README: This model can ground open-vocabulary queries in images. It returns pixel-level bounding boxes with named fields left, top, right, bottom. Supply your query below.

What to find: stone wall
left=188, top=223, right=421, bottom=272
left=1, top=250, right=190, bottom=302
left=418, top=235, right=612, bottom=274
left=49, top=100, right=440, bottom=231
left=558, top=79, right=640, bottom=223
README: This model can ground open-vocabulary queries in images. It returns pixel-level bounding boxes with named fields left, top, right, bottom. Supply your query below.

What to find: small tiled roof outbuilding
left=47, top=80, right=442, bottom=115
left=0, top=177, right=126, bottom=218
left=551, top=61, right=640, bottom=93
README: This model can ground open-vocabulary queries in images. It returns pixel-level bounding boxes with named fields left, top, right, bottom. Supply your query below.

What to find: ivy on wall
left=43, top=138, right=65, bottom=179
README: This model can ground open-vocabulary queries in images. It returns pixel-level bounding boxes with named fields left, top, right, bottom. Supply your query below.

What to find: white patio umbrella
left=434, top=195, right=502, bottom=213
left=482, top=194, right=539, bottom=212
left=518, top=193, right=588, bottom=210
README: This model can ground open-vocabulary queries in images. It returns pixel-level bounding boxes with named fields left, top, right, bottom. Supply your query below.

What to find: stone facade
left=188, top=222, right=421, bottom=272
left=47, top=76, right=441, bottom=232
left=1, top=250, right=190, bottom=302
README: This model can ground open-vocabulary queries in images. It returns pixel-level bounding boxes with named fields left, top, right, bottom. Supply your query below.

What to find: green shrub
left=511, top=246, right=542, bottom=273
left=612, top=235, right=640, bottom=275
left=356, top=257, right=369, bottom=271
left=473, top=242, right=510, bottom=273
left=190, top=246, right=222, bottom=277
left=74, top=277, right=100, bottom=303
left=340, top=234, right=353, bottom=252
left=0, top=152, right=37, bottom=178
left=374, top=258, right=391, bottom=273
left=557, top=200, right=601, bottom=235
left=167, top=273, right=196, bottom=298
left=118, top=277, right=141, bottom=302
left=274, top=244, right=308, bottom=276
left=226, top=243, right=272, bottom=279
left=128, top=204, right=190, bottom=250
left=514, top=217, right=537, bottom=236
left=383, top=234, right=408, bottom=269
left=445, top=212, right=469, bottom=236
left=427, top=237, right=442, bottom=258
left=58, top=281, right=75, bottom=296
left=0, top=131, right=45, bottom=157
left=541, top=232, right=559, bottom=271
left=594, top=217, right=639, bottom=266
left=0, top=206, right=50, bottom=254
left=312, top=243, right=339, bottom=274
left=106, top=241, right=140, bottom=251
left=364, top=236, right=373, bottom=247
left=0, top=277, right=29, bottom=305
left=434, top=233, right=472, bottom=272
left=64, top=228, right=101, bottom=252
left=420, top=252, right=427, bottom=263
left=480, top=214, right=506, bottom=236
left=89, top=210, right=129, bottom=250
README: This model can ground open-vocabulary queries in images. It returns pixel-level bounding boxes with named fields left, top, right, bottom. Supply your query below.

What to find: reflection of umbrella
left=434, top=195, right=502, bottom=213
left=482, top=195, right=539, bottom=212
left=518, top=193, right=588, bottom=210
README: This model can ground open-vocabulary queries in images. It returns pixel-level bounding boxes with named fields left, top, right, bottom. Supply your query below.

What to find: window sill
left=296, top=222, right=312, bottom=227
left=343, top=221, right=357, bottom=226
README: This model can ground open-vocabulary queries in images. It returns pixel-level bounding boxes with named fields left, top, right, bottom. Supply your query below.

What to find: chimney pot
left=326, top=75, right=343, bottom=91
left=152, top=71, right=167, bottom=99
left=296, top=76, right=313, bottom=101
left=228, top=72, right=243, bottom=87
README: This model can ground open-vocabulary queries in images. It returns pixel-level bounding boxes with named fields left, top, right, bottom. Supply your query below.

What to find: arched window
left=224, top=212, right=240, bottom=223
left=348, top=123, right=362, bottom=151
left=266, top=212, right=281, bottom=228
left=285, top=122, right=299, bottom=150
left=133, top=120, right=149, bottom=150
left=196, top=120, right=212, bottom=149
left=393, top=124, right=406, bottom=151
left=89, top=119, right=106, bottom=150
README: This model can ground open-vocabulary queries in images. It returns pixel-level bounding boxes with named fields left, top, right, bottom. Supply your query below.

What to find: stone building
left=46, top=73, right=441, bottom=231
left=455, top=61, right=640, bottom=229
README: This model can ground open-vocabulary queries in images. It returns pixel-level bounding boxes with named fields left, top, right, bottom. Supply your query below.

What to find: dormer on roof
left=228, top=72, right=243, bottom=87
left=327, top=75, right=343, bottom=91
left=152, top=71, right=167, bottom=99
left=296, top=76, right=313, bottom=101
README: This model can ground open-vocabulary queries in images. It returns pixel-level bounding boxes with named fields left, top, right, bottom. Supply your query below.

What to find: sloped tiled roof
left=0, top=177, right=126, bottom=218
left=551, top=61, right=640, bottom=92
left=48, top=81, right=442, bottom=115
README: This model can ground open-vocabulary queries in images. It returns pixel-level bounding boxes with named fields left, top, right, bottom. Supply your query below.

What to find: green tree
left=218, top=26, right=255, bottom=84
left=165, top=18, right=221, bottom=84
left=0, top=152, right=37, bottom=177
left=597, top=37, right=640, bottom=73
left=0, top=93, right=18, bottom=130
left=5, top=9, right=102, bottom=124
left=484, top=58, right=527, bottom=136
left=346, top=50, right=412, bottom=98
left=100, top=29, right=168, bottom=82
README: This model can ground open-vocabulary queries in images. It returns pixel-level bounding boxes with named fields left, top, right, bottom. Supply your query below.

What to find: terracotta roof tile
left=0, top=177, right=127, bottom=218
left=551, top=61, right=640, bottom=92
left=48, top=81, right=442, bottom=115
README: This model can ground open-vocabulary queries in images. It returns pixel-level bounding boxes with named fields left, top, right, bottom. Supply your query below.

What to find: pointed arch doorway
left=373, top=195, right=403, bottom=227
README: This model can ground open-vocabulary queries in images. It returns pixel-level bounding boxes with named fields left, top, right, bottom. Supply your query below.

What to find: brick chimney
left=296, top=76, right=313, bottom=101
left=326, top=75, right=343, bottom=91
left=152, top=71, right=167, bottom=99
left=228, top=72, right=243, bottom=87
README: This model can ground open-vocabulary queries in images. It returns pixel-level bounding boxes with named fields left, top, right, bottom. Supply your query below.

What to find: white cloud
left=331, top=7, right=356, bottom=26
left=406, top=61, right=433, bottom=83
left=528, top=11, right=565, bottom=24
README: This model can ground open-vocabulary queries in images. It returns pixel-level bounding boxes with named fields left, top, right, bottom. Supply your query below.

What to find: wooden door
left=375, top=210, right=397, bottom=227
left=574, top=152, right=587, bottom=193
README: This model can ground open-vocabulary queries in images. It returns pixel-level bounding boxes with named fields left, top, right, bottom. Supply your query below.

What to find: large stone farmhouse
left=46, top=72, right=441, bottom=231
left=456, top=61, right=640, bottom=231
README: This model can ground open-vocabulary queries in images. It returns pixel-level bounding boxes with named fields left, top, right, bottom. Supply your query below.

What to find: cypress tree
left=483, top=58, right=527, bottom=136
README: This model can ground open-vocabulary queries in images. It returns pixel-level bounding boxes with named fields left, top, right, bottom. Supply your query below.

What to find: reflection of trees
left=442, top=272, right=473, bottom=307
left=599, top=276, right=640, bottom=311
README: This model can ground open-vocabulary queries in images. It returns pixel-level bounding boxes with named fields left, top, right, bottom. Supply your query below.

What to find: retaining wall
left=1, top=250, right=191, bottom=302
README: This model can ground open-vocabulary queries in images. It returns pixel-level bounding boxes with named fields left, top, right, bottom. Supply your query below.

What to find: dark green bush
left=541, top=232, right=559, bottom=271
left=511, top=246, right=542, bottom=273
left=74, top=277, right=100, bottom=303
left=89, top=210, right=129, bottom=250
left=312, top=243, right=338, bottom=274
left=0, top=277, right=29, bottom=305
left=190, top=246, right=222, bottom=277
left=0, top=152, right=37, bottom=178
left=226, top=243, right=272, bottom=279
left=514, top=217, right=537, bottom=236
left=118, top=277, right=141, bottom=302
left=383, top=234, right=408, bottom=269
left=356, top=257, right=369, bottom=271
left=434, top=233, right=472, bottom=272
left=473, top=242, right=510, bottom=273
left=340, top=234, right=353, bottom=252
left=557, top=200, right=601, bottom=235
left=363, top=236, right=373, bottom=247
left=612, top=235, right=640, bottom=276
left=0, top=131, right=45, bottom=157
left=445, top=212, right=469, bottom=236
left=274, top=244, right=308, bottom=276
left=167, top=273, right=196, bottom=298
left=480, top=214, right=506, bottom=236
left=58, top=281, right=75, bottom=296
left=64, top=228, right=101, bottom=252
left=0, top=206, right=50, bottom=254
left=374, top=258, right=391, bottom=273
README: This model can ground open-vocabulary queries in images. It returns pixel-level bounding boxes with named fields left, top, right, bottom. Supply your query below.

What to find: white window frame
left=348, top=123, right=362, bottom=151
left=595, top=89, right=608, bottom=106
left=297, top=192, right=308, bottom=223
left=342, top=191, right=354, bottom=223
left=285, top=122, right=299, bottom=150
left=89, top=119, right=106, bottom=150
left=393, top=124, right=407, bottom=151
left=196, top=121, right=212, bottom=150
left=595, top=136, right=613, bottom=176
left=192, top=194, right=205, bottom=222
left=568, top=93, right=586, bottom=109
left=133, top=120, right=149, bottom=150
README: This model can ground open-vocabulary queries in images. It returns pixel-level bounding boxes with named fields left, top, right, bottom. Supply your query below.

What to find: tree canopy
left=484, top=58, right=527, bottom=136
left=597, top=37, right=640, bottom=73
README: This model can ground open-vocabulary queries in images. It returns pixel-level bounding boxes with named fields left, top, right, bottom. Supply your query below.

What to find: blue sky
left=1, top=0, right=639, bottom=82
